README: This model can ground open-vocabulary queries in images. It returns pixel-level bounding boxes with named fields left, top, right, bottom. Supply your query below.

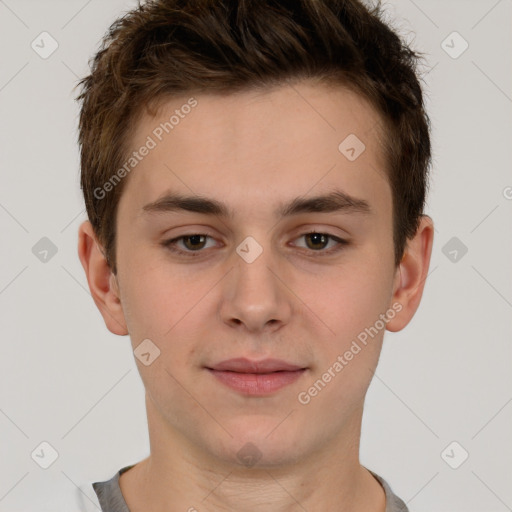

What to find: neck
left=119, top=397, right=386, bottom=512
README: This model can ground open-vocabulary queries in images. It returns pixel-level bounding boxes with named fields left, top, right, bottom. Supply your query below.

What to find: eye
left=162, top=234, right=217, bottom=256
left=162, top=231, right=348, bottom=258
left=291, top=232, right=348, bottom=256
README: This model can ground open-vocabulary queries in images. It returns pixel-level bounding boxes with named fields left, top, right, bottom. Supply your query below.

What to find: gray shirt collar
left=93, top=465, right=409, bottom=512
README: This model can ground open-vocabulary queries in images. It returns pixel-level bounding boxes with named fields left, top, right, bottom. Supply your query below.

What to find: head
left=77, top=0, right=433, bottom=469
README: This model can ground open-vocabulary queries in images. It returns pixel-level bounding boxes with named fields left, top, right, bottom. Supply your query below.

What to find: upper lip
left=206, top=358, right=306, bottom=373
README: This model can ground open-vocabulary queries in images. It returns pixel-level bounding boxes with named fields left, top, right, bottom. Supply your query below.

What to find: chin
left=206, top=420, right=305, bottom=469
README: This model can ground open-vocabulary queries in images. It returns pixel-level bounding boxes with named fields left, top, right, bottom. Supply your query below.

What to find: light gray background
left=1, top=0, right=511, bottom=511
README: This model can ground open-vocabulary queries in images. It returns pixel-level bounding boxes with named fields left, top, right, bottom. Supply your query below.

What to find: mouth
left=205, top=358, right=307, bottom=395
left=206, top=357, right=306, bottom=373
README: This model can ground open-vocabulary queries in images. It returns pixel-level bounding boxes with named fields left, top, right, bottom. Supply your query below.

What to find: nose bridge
left=220, top=231, right=292, bottom=331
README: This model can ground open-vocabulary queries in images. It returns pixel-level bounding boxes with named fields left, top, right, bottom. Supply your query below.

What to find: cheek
left=302, top=254, right=393, bottom=376
left=117, top=258, right=177, bottom=343
left=119, top=259, right=218, bottom=367
left=302, top=269, right=388, bottom=411
left=313, top=262, right=390, bottom=327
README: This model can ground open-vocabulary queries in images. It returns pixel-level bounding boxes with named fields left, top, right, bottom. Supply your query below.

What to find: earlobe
left=386, top=215, right=434, bottom=333
left=77, top=220, right=129, bottom=336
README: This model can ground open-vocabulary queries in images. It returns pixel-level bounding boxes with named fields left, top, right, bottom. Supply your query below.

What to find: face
left=108, top=81, right=401, bottom=468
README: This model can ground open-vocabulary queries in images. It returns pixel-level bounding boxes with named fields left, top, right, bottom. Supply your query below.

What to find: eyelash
left=161, top=232, right=349, bottom=258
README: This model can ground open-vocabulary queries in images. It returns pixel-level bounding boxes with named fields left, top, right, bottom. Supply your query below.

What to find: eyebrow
left=141, top=189, right=372, bottom=218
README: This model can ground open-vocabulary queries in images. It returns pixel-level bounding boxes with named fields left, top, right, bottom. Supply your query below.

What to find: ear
left=77, top=220, right=128, bottom=336
left=386, top=215, right=434, bottom=332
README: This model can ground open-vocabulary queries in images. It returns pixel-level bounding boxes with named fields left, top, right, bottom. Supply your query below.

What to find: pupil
left=186, top=235, right=205, bottom=250
left=308, top=233, right=326, bottom=250
left=183, top=234, right=328, bottom=251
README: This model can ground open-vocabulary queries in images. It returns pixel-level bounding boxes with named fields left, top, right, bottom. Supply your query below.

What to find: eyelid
left=163, top=233, right=219, bottom=255
left=162, top=229, right=349, bottom=258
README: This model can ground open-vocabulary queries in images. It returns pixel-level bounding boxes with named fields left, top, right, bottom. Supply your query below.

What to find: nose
left=219, top=240, right=293, bottom=334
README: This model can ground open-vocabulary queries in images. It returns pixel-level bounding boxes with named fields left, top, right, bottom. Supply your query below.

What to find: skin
left=78, top=80, right=434, bottom=512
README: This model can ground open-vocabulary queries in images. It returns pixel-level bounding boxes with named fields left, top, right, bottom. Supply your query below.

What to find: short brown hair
left=76, top=0, right=432, bottom=275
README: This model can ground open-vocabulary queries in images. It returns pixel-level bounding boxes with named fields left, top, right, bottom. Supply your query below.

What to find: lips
left=205, top=358, right=307, bottom=395
left=206, top=357, right=305, bottom=373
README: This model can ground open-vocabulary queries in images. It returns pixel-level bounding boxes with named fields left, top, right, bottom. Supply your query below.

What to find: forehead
left=118, top=81, right=390, bottom=222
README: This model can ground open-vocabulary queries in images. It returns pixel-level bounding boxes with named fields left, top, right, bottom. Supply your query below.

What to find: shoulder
left=368, top=470, right=409, bottom=512
left=88, top=465, right=134, bottom=512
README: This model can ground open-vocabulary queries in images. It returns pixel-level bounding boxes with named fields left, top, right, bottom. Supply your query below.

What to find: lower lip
left=207, top=369, right=306, bottom=395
